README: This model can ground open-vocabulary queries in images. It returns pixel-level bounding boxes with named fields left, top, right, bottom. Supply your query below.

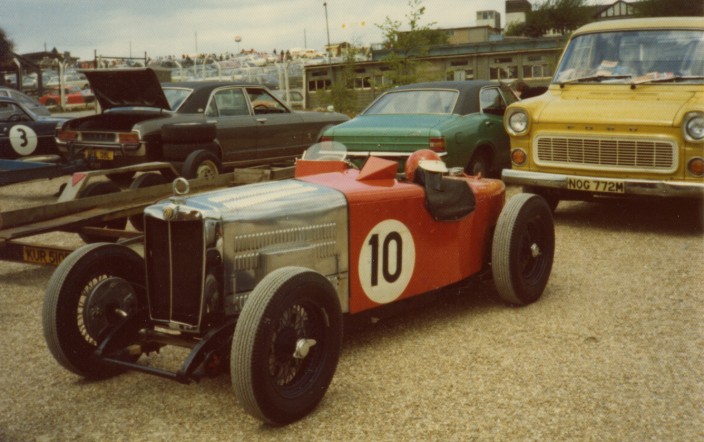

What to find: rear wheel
left=106, top=171, right=135, bottom=186
left=42, top=243, right=146, bottom=379
left=466, top=150, right=490, bottom=177
left=77, top=181, right=127, bottom=243
left=181, top=149, right=221, bottom=179
left=492, top=193, right=554, bottom=305
left=231, top=267, right=343, bottom=425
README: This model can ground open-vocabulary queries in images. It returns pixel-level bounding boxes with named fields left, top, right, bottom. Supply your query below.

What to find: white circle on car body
left=358, top=219, right=416, bottom=304
left=9, top=125, right=38, bottom=156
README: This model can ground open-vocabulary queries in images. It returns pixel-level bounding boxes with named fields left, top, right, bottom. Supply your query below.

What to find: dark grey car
left=56, top=68, right=348, bottom=178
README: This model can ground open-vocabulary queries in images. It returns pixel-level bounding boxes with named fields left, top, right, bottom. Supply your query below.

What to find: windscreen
left=363, top=90, right=458, bottom=115
left=554, top=29, right=704, bottom=85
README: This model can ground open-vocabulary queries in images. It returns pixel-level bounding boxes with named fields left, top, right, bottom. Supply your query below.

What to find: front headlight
left=683, top=112, right=704, bottom=142
left=506, top=109, right=529, bottom=135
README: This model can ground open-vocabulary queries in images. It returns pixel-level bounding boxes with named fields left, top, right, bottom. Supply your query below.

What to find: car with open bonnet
left=54, top=68, right=349, bottom=180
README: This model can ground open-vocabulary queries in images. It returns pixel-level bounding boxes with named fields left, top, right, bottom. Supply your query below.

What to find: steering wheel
left=253, top=104, right=269, bottom=113
left=7, top=113, right=22, bottom=122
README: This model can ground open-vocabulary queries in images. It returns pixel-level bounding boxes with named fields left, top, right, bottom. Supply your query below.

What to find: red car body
left=39, top=86, right=93, bottom=107
left=296, top=157, right=504, bottom=313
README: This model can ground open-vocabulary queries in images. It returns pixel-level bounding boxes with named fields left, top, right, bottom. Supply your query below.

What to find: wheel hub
left=83, top=277, right=138, bottom=339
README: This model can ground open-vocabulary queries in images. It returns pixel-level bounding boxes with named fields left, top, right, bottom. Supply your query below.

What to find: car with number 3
left=42, top=143, right=555, bottom=425
left=0, top=96, right=67, bottom=159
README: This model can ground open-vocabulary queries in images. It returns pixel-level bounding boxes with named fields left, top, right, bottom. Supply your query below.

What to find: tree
left=509, top=0, right=592, bottom=38
left=636, top=0, right=704, bottom=17
left=329, top=43, right=363, bottom=115
left=0, top=27, right=15, bottom=64
left=0, top=27, right=15, bottom=87
left=375, top=0, right=448, bottom=88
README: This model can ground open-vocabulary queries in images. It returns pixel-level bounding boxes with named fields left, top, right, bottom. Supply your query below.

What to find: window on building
left=522, top=64, right=551, bottom=79
left=446, top=69, right=475, bottom=81
left=354, top=77, right=371, bottom=89
left=308, top=79, right=332, bottom=92
left=490, top=66, right=518, bottom=80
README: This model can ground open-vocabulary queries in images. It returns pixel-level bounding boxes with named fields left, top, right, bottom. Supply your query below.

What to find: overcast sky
left=4, top=0, right=615, bottom=61
left=3, top=0, right=537, bottom=61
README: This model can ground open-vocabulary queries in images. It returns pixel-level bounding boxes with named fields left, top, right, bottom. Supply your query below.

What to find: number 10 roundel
left=358, top=219, right=416, bottom=304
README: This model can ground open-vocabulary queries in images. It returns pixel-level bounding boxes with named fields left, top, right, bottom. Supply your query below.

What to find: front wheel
left=492, top=193, right=554, bottom=305
left=42, top=243, right=146, bottom=379
left=231, top=267, right=343, bottom=425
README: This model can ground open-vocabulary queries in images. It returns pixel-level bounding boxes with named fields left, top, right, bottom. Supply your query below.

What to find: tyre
left=77, top=181, right=127, bottom=243
left=181, top=149, right=221, bottom=179
left=523, top=186, right=560, bottom=212
left=161, top=122, right=216, bottom=143
left=106, top=171, right=135, bottom=186
left=231, top=267, right=343, bottom=425
left=128, top=173, right=167, bottom=231
left=492, top=193, right=555, bottom=305
left=42, top=243, right=146, bottom=379
left=466, top=150, right=490, bottom=177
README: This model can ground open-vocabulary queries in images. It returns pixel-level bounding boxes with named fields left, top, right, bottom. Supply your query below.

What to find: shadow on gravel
left=554, top=197, right=703, bottom=235
left=343, top=278, right=504, bottom=347
left=0, top=264, right=55, bottom=287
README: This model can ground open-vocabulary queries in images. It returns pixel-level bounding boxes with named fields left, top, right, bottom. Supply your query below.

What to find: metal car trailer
left=0, top=163, right=294, bottom=267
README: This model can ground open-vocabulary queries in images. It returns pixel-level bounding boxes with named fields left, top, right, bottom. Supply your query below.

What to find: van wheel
left=523, top=186, right=560, bottom=212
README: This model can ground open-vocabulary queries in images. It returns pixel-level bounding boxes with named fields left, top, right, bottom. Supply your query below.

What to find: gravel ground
left=0, top=177, right=702, bottom=441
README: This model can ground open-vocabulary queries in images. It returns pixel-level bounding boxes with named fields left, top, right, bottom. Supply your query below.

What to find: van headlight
left=683, top=112, right=704, bottom=142
left=506, top=109, right=529, bottom=136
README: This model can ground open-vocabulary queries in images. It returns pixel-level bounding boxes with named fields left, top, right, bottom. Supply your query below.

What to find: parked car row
left=11, top=15, right=704, bottom=430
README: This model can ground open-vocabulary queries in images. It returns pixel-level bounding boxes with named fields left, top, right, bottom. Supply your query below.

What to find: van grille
left=144, top=217, right=204, bottom=327
left=535, top=136, right=676, bottom=171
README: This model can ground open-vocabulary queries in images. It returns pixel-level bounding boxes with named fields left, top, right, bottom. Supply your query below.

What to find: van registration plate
left=567, top=177, right=624, bottom=194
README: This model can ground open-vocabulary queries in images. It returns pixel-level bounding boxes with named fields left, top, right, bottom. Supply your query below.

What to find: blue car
left=0, top=96, right=67, bottom=159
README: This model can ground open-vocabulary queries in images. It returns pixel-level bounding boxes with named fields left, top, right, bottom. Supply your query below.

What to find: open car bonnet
left=80, top=68, right=170, bottom=111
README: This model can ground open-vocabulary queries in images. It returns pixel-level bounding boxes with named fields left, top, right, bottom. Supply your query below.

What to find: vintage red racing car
left=42, top=143, right=555, bottom=425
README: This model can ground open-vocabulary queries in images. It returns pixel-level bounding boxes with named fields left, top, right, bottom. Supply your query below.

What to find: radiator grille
left=145, top=217, right=204, bottom=327
left=232, top=223, right=338, bottom=271
left=535, top=136, right=676, bottom=171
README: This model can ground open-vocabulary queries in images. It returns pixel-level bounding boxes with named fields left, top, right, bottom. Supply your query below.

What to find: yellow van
left=503, top=17, right=704, bottom=209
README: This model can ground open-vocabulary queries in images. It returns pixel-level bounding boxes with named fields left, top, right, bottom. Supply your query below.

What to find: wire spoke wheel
left=231, top=267, right=342, bottom=425
left=43, top=243, right=146, bottom=378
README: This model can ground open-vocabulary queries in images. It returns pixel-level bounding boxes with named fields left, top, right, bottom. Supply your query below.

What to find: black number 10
left=368, top=232, right=402, bottom=286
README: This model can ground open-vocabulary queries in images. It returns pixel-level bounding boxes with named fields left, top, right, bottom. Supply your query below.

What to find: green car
left=321, top=80, right=519, bottom=176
